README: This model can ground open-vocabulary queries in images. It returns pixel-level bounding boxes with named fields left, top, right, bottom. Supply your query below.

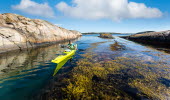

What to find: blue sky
left=0, top=0, right=170, bottom=33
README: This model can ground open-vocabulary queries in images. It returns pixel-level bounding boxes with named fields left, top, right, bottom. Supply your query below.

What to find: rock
left=0, top=13, right=81, bottom=53
left=110, top=41, right=126, bottom=51
left=135, top=31, right=155, bottom=34
left=121, top=30, right=170, bottom=47
left=98, top=33, right=114, bottom=39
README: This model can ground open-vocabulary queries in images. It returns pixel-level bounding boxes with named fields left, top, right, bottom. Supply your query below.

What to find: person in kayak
left=67, top=40, right=77, bottom=50
left=64, top=40, right=77, bottom=52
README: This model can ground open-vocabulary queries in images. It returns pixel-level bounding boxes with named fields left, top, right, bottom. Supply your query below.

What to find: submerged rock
left=110, top=41, right=126, bottom=51
left=0, top=13, right=82, bottom=53
left=121, top=30, right=170, bottom=47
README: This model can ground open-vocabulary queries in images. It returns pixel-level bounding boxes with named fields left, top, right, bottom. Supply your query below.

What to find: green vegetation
left=48, top=52, right=169, bottom=100
left=61, top=54, right=132, bottom=100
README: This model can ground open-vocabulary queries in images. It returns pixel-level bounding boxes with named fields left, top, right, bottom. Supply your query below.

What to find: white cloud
left=56, top=0, right=162, bottom=21
left=12, top=0, right=55, bottom=18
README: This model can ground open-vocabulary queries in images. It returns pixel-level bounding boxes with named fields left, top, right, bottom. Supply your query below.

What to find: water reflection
left=0, top=39, right=78, bottom=100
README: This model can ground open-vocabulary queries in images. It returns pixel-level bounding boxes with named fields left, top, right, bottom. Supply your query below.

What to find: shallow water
left=0, top=41, right=76, bottom=100
left=0, top=34, right=170, bottom=100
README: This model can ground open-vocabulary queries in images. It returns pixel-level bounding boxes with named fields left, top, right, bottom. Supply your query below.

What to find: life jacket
left=68, top=43, right=75, bottom=50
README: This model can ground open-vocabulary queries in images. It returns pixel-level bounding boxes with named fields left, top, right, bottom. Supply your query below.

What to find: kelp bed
left=36, top=41, right=170, bottom=100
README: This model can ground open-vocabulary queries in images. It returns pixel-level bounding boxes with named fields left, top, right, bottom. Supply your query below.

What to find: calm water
left=0, top=34, right=169, bottom=100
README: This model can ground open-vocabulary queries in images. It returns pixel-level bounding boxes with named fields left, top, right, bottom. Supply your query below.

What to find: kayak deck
left=51, top=50, right=76, bottom=63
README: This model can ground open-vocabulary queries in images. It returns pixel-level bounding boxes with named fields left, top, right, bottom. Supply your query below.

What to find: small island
left=82, top=32, right=121, bottom=35
left=98, top=33, right=114, bottom=39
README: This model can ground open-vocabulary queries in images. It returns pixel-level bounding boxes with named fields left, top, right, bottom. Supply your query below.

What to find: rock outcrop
left=135, top=31, right=155, bottom=34
left=0, top=13, right=81, bottom=53
left=121, top=30, right=170, bottom=46
left=98, top=33, right=114, bottom=39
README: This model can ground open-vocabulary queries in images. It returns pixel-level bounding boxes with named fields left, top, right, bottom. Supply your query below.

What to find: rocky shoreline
left=0, top=13, right=82, bottom=53
left=121, top=30, right=170, bottom=48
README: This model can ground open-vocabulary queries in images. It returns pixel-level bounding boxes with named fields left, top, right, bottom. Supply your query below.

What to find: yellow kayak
left=52, top=58, right=69, bottom=76
left=51, top=50, right=76, bottom=63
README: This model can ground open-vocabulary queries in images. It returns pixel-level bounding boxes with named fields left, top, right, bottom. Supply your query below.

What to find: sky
left=0, top=0, right=170, bottom=33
